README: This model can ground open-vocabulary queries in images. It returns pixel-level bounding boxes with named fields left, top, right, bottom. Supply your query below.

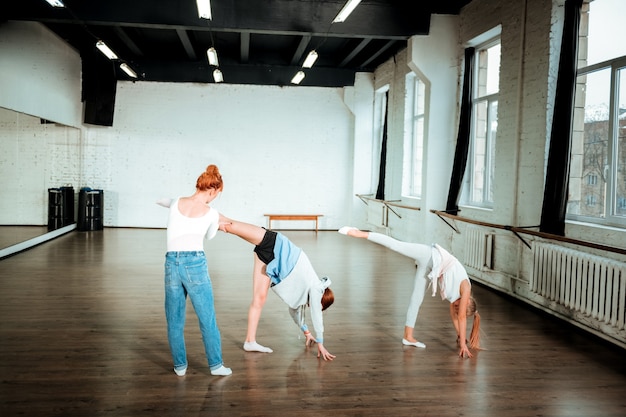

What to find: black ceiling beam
left=113, top=26, right=143, bottom=57
left=6, top=0, right=475, bottom=87
left=360, top=39, right=398, bottom=68
left=240, top=31, right=250, bottom=63
left=291, top=35, right=312, bottom=66
left=175, top=29, right=196, bottom=60
left=8, top=0, right=431, bottom=39
left=121, top=59, right=356, bottom=87
left=339, top=38, right=371, bottom=68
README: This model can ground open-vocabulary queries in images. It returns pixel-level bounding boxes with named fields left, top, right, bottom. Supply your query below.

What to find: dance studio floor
left=0, top=227, right=624, bottom=416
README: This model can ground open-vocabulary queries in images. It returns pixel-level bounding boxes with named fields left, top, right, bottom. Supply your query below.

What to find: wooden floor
left=0, top=228, right=625, bottom=417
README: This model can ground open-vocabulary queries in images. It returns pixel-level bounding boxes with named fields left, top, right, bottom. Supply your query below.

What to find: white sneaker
left=243, top=341, right=273, bottom=353
left=402, top=338, right=426, bottom=348
left=174, top=366, right=187, bottom=376
left=211, top=365, right=232, bottom=376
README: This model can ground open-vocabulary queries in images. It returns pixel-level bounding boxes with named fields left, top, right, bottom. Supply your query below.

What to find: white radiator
left=464, top=226, right=494, bottom=270
left=532, top=242, right=626, bottom=330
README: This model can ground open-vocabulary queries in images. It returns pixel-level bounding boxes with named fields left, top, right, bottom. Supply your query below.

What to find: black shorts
left=254, top=229, right=276, bottom=265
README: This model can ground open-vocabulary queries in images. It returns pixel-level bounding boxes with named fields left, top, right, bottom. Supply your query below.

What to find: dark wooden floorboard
left=1, top=228, right=625, bottom=416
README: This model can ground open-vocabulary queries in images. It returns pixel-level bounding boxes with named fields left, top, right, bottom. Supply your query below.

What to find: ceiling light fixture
left=332, top=0, right=362, bottom=23
left=207, top=47, right=219, bottom=66
left=213, top=68, right=224, bottom=83
left=96, top=40, right=118, bottom=60
left=291, top=71, right=305, bottom=85
left=196, top=0, right=212, bottom=20
left=44, top=0, right=65, bottom=7
left=302, top=50, right=318, bottom=68
left=120, top=63, right=138, bottom=78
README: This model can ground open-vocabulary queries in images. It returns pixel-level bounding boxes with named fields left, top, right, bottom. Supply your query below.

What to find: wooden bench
left=264, top=214, right=323, bottom=232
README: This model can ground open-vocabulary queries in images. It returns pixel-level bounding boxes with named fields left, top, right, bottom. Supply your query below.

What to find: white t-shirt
left=429, top=244, right=470, bottom=302
left=163, top=197, right=219, bottom=252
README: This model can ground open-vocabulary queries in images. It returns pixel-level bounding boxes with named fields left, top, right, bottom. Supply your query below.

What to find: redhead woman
left=219, top=216, right=336, bottom=361
left=338, top=227, right=482, bottom=358
left=157, top=165, right=232, bottom=376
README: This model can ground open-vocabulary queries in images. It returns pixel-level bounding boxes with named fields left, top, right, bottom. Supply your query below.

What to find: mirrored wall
left=0, top=107, right=81, bottom=250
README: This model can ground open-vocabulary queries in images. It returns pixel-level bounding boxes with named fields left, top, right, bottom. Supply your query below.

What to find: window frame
left=461, top=37, right=501, bottom=209
left=567, top=56, right=626, bottom=227
left=402, top=71, right=429, bottom=199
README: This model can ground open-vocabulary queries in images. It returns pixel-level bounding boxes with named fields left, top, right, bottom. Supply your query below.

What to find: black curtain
left=540, top=0, right=583, bottom=235
left=445, top=47, right=475, bottom=214
left=375, top=91, right=389, bottom=200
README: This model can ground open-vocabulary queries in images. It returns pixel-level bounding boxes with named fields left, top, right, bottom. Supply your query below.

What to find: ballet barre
left=263, top=214, right=323, bottom=232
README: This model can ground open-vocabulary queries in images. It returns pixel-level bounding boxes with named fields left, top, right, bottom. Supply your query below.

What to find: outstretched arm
left=307, top=290, right=335, bottom=361
left=454, top=280, right=473, bottom=359
left=287, top=305, right=335, bottom=360
left=156, top=197, right=173, bottom=208
left=450, top=303, right=461, bottom=339
left=288, top=306, right=314, bottom=345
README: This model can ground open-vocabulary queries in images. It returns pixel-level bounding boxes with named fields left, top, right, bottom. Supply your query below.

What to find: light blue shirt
left=265, top=233, right=302, bottom=285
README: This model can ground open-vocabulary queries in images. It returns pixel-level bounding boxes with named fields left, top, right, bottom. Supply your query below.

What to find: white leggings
left=367, top=233, right=432, bottom=328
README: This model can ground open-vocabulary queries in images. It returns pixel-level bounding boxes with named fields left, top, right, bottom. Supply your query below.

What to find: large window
left=567, top=0, right=626, bottom=227
left=402, top=72, right=428, bottom=198
left=463, top=39, right=500, bottom=208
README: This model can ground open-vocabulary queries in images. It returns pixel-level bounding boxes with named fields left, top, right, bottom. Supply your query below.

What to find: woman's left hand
left=458, top=344, right=473, bottom=359
left=317, top=343, right=336, bottom=361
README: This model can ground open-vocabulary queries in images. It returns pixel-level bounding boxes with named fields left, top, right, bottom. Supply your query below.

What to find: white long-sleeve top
left=157, top=197, right=219, bottom=251
left=428, top=244, right=470, bottom=302
left=270, top=251, right=331, bottom=343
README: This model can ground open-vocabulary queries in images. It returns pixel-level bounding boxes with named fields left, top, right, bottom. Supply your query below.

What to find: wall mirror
left=0, top=107, right=81, bottom=251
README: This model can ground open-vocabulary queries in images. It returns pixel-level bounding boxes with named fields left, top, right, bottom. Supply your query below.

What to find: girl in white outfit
left=339, top=227, right=482, bottom=358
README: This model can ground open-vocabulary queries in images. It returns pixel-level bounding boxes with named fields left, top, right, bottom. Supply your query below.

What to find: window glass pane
left=469, top=98, right=498, bottom=204
left=402, top=74, right=426, bottom=198
left=615, top=67, right=626, bottom=217
left=485, top=44, right=500, bottom=95
left=487, top=100, right=498, bottom=202
left=416, top=80, right=425, bottom=115
left=583, top=0, right=626, bottom=67
left=472, top=100, right=488, bottom=203
left=412, top=116, right=424, bottom=196
left=476, top=43, right=500, bottom=97
left=569, top=69, right=611, bottom=218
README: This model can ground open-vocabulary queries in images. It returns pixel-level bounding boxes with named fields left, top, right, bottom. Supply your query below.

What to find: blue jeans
left=164, top=251, right=224, bottom=372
